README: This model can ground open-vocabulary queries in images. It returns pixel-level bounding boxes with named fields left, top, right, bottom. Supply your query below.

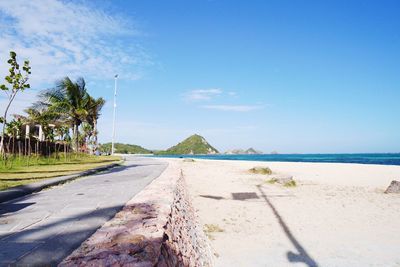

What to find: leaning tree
left=0, top=51, right=31, bottom=157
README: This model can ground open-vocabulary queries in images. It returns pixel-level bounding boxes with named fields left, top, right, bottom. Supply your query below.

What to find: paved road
left=0, top=156, right=167, bottom=266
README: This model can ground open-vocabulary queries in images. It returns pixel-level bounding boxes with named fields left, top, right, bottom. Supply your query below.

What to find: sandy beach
left=164, top=158, right=400, bottom=267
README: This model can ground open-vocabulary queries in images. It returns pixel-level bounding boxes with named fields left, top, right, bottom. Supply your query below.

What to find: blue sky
left=0, top=0, right=399, bottom=153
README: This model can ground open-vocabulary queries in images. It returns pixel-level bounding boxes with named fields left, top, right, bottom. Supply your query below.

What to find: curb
left=0, top=159, right=124, bottom=203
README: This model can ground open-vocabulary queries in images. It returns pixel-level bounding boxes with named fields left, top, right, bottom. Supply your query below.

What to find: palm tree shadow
left=0, top=202, right=35, bottom=215
left=256, top=185, right=319, bottom=267
left=0, top=201, right=180, bottom=266
left=0, top=204, right=127, bottom=265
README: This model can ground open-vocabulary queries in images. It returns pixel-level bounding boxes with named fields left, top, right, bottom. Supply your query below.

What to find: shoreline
left=150, top=153, right=400, bottom=167
left=157, top=156, right=400, bottom=167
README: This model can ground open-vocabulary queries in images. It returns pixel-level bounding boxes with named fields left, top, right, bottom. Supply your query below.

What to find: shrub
left=249, top=166, right=272, bottom=175
left=284, top=180, right=297, bottom=187
left=267, top=178, right=278, bottom=184
left=204, top=223, right=224, bottom=241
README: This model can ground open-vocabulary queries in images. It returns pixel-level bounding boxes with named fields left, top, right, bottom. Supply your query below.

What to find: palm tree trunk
left=7, top=136, right=12, bottom=155
left=73, top=124, right=78, bottom=153
left=12, top=135, right=15, bottom=155
left=76, top=125, right=79, bottom=154
left=18, top=140, right=21, bottom=158
left=93, top=119, right=98, bottom=155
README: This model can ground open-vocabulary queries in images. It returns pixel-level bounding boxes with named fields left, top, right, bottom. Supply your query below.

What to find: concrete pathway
left=0, top=156, right=167, bottom=266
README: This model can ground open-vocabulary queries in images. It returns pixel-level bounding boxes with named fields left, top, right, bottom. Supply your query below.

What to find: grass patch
left=249, top=166, right=272, bottom=175
left=284, top=180, right=297, bottom=187
left=204, top=224, right=224, bottom=233
left=0, top=154, right=121, bottom=191
left=266, top=178, right=278, bottom=184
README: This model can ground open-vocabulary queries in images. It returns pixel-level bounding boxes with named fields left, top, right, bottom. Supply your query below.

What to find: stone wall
left=158, top=171, right=213, bottom=267
left=60, top=161, right=213, bottom=267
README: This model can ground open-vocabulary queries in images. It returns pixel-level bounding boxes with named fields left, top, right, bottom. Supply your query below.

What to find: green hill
left=156, top=134, right=219, bottom=155
left=100, top=143, right=152, bottom=154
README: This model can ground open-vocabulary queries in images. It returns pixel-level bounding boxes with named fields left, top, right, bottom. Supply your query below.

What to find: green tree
left=0, top=51, right=31, bottom=156
left=40, top=77, right=89, bottom=152
left=86, top=96, right=105, bottom=154
left=80, top=122, right=92, bottom=153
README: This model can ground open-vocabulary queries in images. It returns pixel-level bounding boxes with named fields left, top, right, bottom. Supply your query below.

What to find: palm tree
left=80, top=122, right=92, bottom=153
left=85, top=96, right=105, bottom=154
left=40, top=77, right=89, bottom=152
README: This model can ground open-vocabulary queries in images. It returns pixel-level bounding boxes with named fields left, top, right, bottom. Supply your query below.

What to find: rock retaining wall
left=60, top=161, right=213, bottom=267
left=158, top=170, right=213, bottom=266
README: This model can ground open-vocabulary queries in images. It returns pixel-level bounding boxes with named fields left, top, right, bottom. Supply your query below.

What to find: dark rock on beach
left=385, top=180, right=400, bottom=194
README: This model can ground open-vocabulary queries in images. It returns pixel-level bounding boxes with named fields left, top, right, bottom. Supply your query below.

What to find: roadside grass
left=0, top=154, right=121, bottom=191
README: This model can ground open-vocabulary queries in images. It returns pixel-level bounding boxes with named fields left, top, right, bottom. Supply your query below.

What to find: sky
left=0, top=0, right=399, bottom=153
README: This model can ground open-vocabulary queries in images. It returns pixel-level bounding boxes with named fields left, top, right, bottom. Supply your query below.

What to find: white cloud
left=185, top=88, right=222, bottom=101
left=201, top=105, right=263, bottom=112
left=228, top=91, right=238, bottom=97
left=0, top=0, right=149, bottom=87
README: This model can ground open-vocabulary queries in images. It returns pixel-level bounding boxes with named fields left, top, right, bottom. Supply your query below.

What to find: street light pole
left=111, top=74, right=118, bottom=155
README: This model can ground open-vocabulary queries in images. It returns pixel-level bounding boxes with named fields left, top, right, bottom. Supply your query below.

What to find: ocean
left=151, top=153, right=400, bottom=166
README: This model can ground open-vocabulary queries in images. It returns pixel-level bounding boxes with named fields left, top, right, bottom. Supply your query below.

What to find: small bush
left=204, top=224, right=224, bottom=241
left=284, top=180, right=297, bottom=187
left=267, top=178, right=278, bottom=184
left=249, top=166, right=272, bottom=175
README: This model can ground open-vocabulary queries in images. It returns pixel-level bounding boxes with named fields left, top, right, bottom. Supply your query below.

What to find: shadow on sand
left=256, top=184, right=319, bottom=267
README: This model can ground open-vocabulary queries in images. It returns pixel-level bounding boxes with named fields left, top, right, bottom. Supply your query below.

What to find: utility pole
left=111, top=74, right=118, bottom=155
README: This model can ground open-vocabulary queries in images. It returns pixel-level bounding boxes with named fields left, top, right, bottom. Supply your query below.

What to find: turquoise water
left=152, top=153, right=400, bottom=166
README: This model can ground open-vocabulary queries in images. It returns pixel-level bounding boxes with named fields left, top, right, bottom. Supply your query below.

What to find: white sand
left=164, top=158, right=400, bottom=267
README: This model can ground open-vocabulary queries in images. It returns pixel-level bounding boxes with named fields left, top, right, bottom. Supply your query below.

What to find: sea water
left=152, top=153, right=400, bottom=166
